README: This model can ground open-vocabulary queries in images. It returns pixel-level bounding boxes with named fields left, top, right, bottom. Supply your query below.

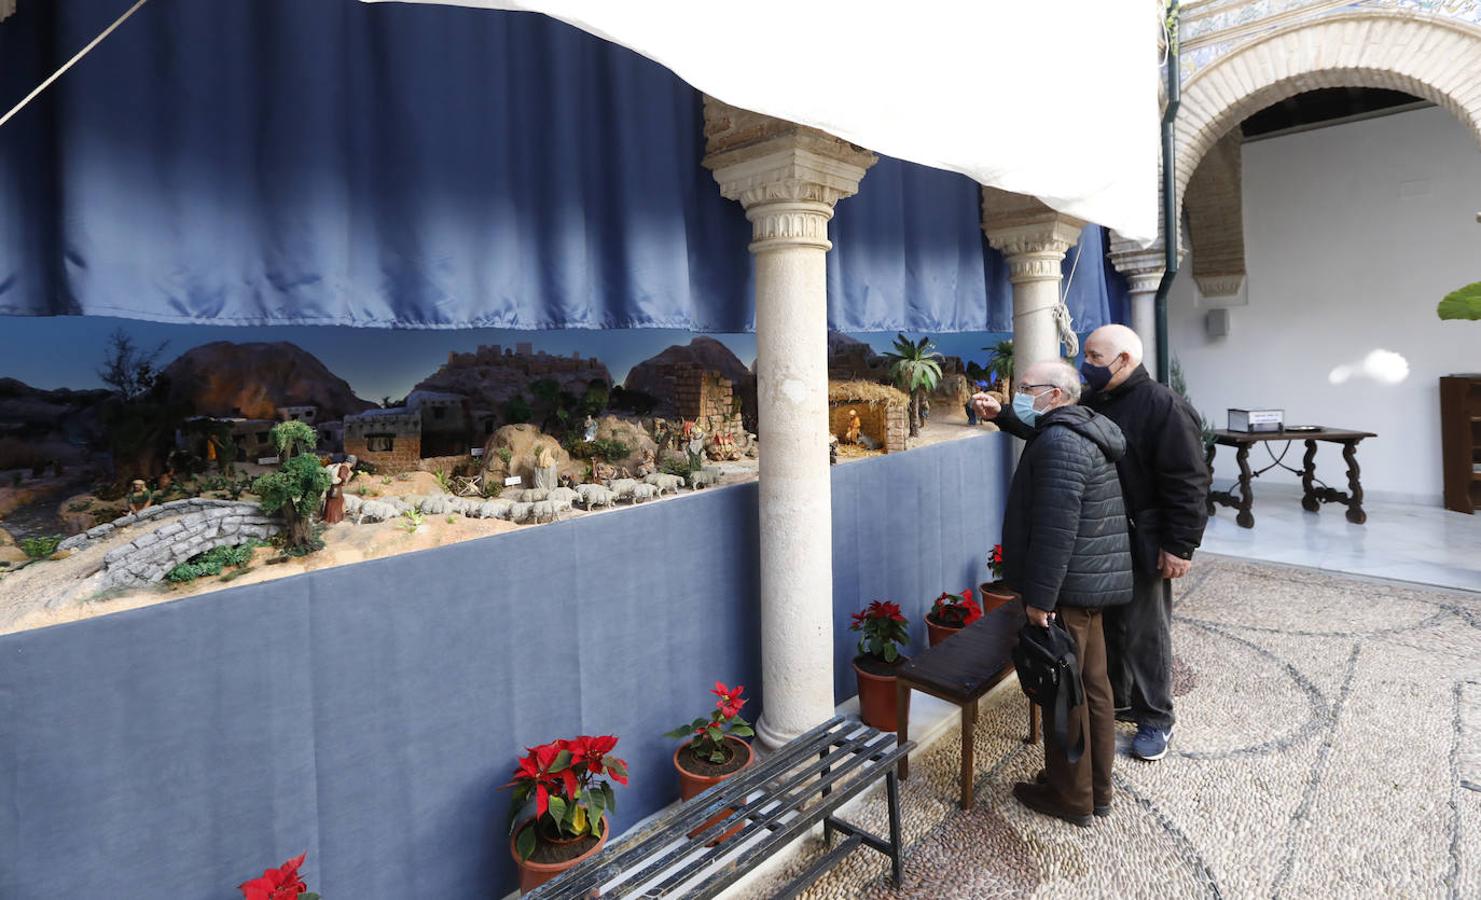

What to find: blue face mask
left=1013, top=392, right=1043, bottom=427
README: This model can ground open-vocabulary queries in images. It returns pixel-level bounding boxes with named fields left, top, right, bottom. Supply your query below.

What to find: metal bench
left=528, top=717, right=915, bottom=899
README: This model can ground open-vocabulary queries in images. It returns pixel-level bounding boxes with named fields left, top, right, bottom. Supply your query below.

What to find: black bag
left=1012, top=617, right=1086, bottom=764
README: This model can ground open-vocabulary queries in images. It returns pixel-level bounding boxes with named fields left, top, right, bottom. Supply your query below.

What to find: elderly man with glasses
left=986, top=359, right=1132, bottom=826
left=973, top=325, right=1210, bottom=763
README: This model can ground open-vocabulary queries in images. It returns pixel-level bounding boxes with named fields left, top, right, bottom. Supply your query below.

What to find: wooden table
left=1205, top=427, right=1377, bottom=528
left=894, top=601, right=1037, bottom=810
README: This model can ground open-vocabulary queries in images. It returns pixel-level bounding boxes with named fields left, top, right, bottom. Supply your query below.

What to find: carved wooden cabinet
left=1439, top=374, right=1481, bottom=514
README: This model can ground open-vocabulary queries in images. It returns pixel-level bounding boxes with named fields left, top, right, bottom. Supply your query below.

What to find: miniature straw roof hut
left=827, top=380, right=909, bottom=454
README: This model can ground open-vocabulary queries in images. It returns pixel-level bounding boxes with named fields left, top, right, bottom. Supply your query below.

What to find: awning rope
left=0, top=0, right=152, bottom=132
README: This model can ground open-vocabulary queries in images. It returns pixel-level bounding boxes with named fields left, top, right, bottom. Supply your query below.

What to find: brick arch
left=1174, top=12, right=1481, bottom=215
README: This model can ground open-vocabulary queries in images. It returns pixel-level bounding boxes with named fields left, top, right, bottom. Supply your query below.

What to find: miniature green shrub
left=270, top=421, right=318, bottom=459
left=564, top=438, right=630, bottom=462
left=252, top=454, right=331, bottom=551
left=20, top=535, right=62, bottom=559
left=164, top=541, right=260, bottom=583
left=400, top=509, right=424, bottom=533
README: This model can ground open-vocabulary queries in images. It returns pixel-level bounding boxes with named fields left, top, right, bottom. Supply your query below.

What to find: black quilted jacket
left=1002, top=405, right=1134, bottom=611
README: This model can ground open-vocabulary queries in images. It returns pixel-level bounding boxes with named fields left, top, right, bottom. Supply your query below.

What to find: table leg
left=1343, top=441, right=1367, bottom=524
left=1204, top=442, right=1217, bottom=516
left=1234, top=443, right=1255, bottom=528
left=960, top=699, right=977, bottom=810
left=1301, top=440, right=1320, bottom=512
left=895, top=681, right=911, bottom=782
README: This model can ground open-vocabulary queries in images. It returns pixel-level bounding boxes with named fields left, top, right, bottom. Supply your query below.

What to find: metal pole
left=1153, top=0, right=1181, bottom=385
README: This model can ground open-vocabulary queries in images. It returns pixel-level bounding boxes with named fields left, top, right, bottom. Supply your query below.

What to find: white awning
left=364, top=0, right=1160, bottom=243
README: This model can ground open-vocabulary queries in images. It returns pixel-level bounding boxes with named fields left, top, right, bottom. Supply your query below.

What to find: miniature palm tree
left=981, top=338, right=1014, bottom=393
left=884, top=334, right=944, bottom=438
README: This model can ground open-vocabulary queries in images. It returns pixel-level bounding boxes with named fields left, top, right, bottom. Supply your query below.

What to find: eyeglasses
left=1014, top=384, right=1057, bottom=396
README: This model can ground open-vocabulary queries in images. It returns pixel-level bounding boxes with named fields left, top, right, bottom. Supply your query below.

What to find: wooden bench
left=894, top=600, right=1036, bottom=810
left=529, top=717, right=915, bottom=899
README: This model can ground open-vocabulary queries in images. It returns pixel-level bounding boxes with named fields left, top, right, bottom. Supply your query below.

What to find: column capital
left=980, top=187, right=1086, bottom=284
left=1108, top=245, right=1166, bottom=295
left=702, top=98, right=876, bottom=252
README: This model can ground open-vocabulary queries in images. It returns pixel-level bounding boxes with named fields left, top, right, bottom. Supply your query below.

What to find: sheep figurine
left=576, top=484, right=615, bottom=510
left=356, top=499, right=399, bottom=523
left=476, top=499, right=514, bottom=520
left=687, top=468, right=721, bottom=490
left=643, top=473, right=684, bottom=496
left=344, top=494, right=363, bottom=515
left=629, top=483, right=659, bottom=504
left=419, top=495, right=453, bottom=515
left=518, top=487, right=550, bottom=504
left=547, top=486, right=580, bottom=507
left=606, top=478, right=639, bottom=501
left=508, top=501, right=534, bottom=523
left=549, top=495, right=573, bottom=516
left=527, top=500, right=558, bottom=523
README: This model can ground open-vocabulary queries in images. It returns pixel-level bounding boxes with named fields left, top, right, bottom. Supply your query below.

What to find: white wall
left=1170, top=106, right=1480, bottom=505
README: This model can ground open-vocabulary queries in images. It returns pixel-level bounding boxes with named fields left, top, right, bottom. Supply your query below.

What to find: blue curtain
left=0, top=0, right=1120, bottom=333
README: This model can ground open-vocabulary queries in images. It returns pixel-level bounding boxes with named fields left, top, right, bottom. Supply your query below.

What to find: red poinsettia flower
left=239, top=852, right=308, bottom=900
left=574, top=734, right=629, bottom=786
left=504, top=741, right=567, bottom=817
left=711, top=682, right=747, bottom=719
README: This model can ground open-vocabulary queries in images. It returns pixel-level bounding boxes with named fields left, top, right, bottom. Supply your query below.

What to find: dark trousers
left=1044, top=607, right=1114, bottom=815
left=1105, top=568, right=1175, bottom=730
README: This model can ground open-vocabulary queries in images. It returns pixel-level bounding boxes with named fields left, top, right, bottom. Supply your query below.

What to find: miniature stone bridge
left=56, top=498, right=281, bottom=589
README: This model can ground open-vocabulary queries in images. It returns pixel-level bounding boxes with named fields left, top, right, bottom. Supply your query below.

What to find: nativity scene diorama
left=0, top=329, right=1014, bottom=633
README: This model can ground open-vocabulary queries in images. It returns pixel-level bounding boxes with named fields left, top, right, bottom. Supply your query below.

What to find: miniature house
left=406, top=390, right=471, bottom=456
left=343, top=409, right=423, bottom=472
left=828, top=380, right=908, bottom=454
left=276, top=405, right=318, bottom=425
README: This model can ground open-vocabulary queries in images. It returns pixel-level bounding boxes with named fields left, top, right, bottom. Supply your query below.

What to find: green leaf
left=729, top=724, right=755, bottom=737
left=299, top=894, right=321, bottom=900
left=705, top=725, right=724, bottom=744
left=883, top=643, right=899, bottom=663
left=1438, top=282, right=1481, bottom=320
left=547, top=795, right=568, bottom=826
left=549, top=749, right=572, bottom=772
left=607, top=758, right=628, bottom=780
left=664, top=724, right=695, bottom=739
left=516, top=824, right=537, bottom=860
left=601, top=780, right=617, bottom=811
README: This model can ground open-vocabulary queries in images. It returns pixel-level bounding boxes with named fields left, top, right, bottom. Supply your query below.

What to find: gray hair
left=1042, top=360, right=1083, bottom=403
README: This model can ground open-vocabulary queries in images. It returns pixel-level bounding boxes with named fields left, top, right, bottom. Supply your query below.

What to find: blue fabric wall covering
left=0, top=432, right=1011, bottom=898
left=0, top=0, right=1125, bottom=334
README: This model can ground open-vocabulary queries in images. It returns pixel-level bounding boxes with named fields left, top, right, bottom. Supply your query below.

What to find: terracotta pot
left=925, top=614, right=965, bottom=647
left=510, top=813, right=610, bottom=894
left=853, top=656, right=908, bottom=732
left=674, top=736, right=754, bottom=843
left=979, top=581, right=1018, bottom=614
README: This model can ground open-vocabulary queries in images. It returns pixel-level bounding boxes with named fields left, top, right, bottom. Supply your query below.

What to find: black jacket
left=1002, top=405, right=1133, bottom=611
left=997, top=365, right=1211, bottom=574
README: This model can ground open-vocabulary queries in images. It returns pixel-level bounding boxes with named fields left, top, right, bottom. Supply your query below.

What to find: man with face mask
left=972, top=325, right=1210, bottom=762
left=998, top=360, right=1131, bottom=825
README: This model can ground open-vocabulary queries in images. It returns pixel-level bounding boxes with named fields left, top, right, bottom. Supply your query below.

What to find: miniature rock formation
left=161, top=342, right=376, bottom=422
left=413, top=344, right=613, bottom=415
left=482, top=424, right=578, bottom=487
left=622, top=337, right=750, bottom=418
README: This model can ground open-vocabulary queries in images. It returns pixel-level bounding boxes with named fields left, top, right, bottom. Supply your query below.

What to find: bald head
left=1084, top=325, right=1143, bottom=391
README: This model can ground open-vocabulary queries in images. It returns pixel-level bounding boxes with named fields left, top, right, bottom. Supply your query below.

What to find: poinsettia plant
left=664, top=682, right=755, bottom=764
left=504, top=734, right=630, bottom=860
left=850, top=600, right=909, bottom=662
left=988, top=543, right=1005, bottom=581
left=930, top=587, right=982, bottom=628
left=239, top=852, right=319, bottom=900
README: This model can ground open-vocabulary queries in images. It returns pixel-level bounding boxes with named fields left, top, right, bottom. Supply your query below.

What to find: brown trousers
left=1043, top=607, right=1115, bottom=815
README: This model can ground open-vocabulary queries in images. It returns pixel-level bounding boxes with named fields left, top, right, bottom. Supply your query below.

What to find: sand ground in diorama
left=0, top=413, right=999, bottom=635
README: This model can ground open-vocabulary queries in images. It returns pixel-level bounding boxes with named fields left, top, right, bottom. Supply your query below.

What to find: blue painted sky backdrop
left=0, top=316, right=1022, bottom=402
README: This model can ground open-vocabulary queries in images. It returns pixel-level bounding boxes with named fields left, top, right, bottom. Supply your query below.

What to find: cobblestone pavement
left=742, top=555, right=1481, bottom=899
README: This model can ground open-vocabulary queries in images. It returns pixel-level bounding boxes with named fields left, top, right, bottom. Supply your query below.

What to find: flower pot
left=979, top=581, right=1018, bottom=614
left=510, top=813, right=610, bottom=894
left=853, top=655, right=908, bottom=732
left=674, top=736, right=754, bottom=844
left=925, top=613, right=966, bottom=647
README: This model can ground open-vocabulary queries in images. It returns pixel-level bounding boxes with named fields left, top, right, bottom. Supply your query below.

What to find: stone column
left=703, top=100, right=876, bottom=749
left=1109, top=243, right=1166, bottom=376
left=980, top=188, right=1086, bottom=377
